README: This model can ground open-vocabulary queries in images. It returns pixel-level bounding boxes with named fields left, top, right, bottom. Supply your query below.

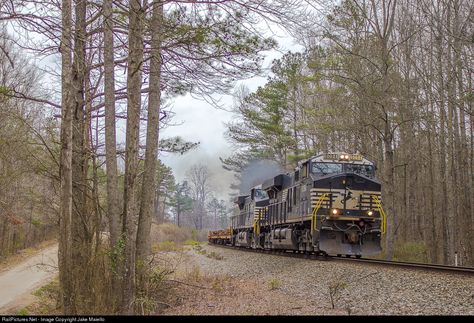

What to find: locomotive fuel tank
left=235, top=231, right=251, bottom=247
left=270, top=228, right=297, bottom=249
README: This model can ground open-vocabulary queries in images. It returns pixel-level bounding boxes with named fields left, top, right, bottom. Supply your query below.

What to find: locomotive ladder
left=371, top=194, right=387, bottom=234
left=311, top=193, right=328, bottom=231
left=253, top=209, right=262, bottom=235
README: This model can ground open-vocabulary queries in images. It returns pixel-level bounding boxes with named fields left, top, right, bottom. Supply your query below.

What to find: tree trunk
left=136, top=0, right=163, bottom=292
left=102, top=0, right=124, bottom=308
left=70, top=0, right=89, bottom=311
left=121, top=0, right=144, bottom=314
left=58, top=0, right=74, bottom=314
left=383, top=116, right=396, bottom=260
left=453, top=0, right=472, bottom=266
left=435, top=4, right=449, bottom=264
left=103, top=0, right=121, bottom=253
left=103, top=0, right=122, bottom=309
left=445, top=3, right=457, bottom=264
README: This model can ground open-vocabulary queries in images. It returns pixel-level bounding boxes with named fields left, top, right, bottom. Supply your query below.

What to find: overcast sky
left=20, top=15, right=304, bottom=203
left=159, top=30, right=304, bottom=201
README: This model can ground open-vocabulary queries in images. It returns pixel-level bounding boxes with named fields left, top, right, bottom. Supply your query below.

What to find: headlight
left=368, top=210, right=373, bottom=216
left=331, top=208, right=339, bottom=216
left=344, top=154, right=349, bottom=160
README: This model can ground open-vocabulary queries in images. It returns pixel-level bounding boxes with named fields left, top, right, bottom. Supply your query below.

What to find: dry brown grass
left=157, top=268, right=347, bottom=315
left=150, top=223, right=208, bottom=245
left=18, top=279, right=61, bottom=315
left=13, top=224, right=208, bottom=315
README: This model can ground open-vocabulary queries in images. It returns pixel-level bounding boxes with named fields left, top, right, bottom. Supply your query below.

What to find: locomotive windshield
left=344, top=164, right=375, bottom=178
left=312, top=162, right=342, bottom=175
left=312, top=162, right=375, bottom=178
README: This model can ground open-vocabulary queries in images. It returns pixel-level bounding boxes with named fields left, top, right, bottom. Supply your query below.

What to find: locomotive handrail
left=372, top=194, right=387, bottom=234
left=311, top=193, right=328, bottom=231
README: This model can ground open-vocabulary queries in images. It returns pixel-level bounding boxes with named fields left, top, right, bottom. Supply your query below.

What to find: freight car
left=208, top=227, right=232, bottom=245
left=218, top=152, right=386, bottom=258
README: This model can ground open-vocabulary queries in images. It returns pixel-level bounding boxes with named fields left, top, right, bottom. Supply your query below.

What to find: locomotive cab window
left=312, top=162, right=343, bottom=175
left=254, top=189, right=268, bottom=200
left=344, top=164, right=375, bottom=178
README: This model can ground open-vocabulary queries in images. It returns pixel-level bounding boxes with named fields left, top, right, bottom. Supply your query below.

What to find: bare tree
left=186, top=164, right=212, bottom=230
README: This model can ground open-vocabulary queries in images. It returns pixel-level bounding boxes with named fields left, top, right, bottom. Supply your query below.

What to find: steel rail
left=208, top=243, right=474, bottom=275
left=330, top=256, right=474, bottom=274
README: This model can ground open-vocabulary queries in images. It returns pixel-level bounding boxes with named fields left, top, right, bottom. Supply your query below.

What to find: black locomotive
left=227, top=152, right=386, bottom=257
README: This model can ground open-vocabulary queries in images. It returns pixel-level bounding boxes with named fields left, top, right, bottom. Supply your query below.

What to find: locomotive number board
left=325, top=153, right=363, bottom=161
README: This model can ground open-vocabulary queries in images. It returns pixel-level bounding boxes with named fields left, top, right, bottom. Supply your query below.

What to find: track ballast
left=208, top=242, right=474, bottom=276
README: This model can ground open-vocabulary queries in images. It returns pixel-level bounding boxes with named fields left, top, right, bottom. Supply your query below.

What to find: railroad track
left=208, top=243, right=474, bottom=275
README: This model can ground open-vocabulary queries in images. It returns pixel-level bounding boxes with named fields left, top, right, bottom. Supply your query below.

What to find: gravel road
left=0, top=244, right=58, bottom=313
left=163, top=244, right=474, bottom=315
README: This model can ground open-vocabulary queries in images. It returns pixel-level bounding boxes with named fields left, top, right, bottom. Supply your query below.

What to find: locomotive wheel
left=356, top=255, right=362, bottom=259
left=337, top=254, right=342, bottom=257
left=345, top=255, right=351, bottom=258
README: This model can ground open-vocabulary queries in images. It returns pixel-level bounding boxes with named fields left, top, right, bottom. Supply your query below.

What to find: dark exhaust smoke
left=238, top=159, right=285, bottom=194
